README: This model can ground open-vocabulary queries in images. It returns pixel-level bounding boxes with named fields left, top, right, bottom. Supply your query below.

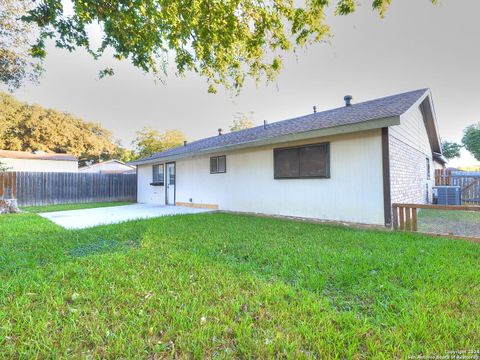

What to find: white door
left=166, top=163, right=175, bottom=205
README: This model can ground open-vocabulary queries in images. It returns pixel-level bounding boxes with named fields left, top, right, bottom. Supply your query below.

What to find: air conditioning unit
left=433, top=186, right=461, bottom=205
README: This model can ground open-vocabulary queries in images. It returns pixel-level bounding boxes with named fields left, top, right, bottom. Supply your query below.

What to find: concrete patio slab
left=39, top=203, right=213, bottom=229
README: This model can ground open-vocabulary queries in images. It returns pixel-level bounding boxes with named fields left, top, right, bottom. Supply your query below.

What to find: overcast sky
left=9, top=0, right=480, bottom=166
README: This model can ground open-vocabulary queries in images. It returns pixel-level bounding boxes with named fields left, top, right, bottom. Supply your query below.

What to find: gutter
left=433, top=152, right=448, bottom=165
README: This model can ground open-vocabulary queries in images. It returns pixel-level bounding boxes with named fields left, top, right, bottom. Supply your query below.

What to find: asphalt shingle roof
left=135, top=88, right=428, bottom=163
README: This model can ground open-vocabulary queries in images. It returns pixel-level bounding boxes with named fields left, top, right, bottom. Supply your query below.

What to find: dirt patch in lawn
left=417, top=209, right=480, bottom=238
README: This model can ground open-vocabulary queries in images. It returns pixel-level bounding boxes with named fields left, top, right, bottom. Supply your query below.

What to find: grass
left=0, top=212, right=479, bottom=358
left=418, top=209, right=480, bottom=237
left=21, top=201, right=134, bottom=213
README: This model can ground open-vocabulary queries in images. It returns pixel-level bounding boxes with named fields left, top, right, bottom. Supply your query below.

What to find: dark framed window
left=151, top=164, right=164, bottom=185
left=426, top=158, right=431, bottom=180
left=210, top=155, right=226, bottom=174
left=274, top=143, right=330, bottom=179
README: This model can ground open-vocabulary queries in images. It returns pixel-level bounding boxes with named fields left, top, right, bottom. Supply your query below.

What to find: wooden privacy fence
left=0, top=172, right=137, bottom=206
left=0, top=172, right=16, bottom=199
left=435, top=169, right=480, bottom=205
left=392, top=202, right=480, bottom=231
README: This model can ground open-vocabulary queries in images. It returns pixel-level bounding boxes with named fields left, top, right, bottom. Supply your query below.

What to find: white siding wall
left=79, top=161, right=134, bottom=173
left=138, top=129, right=385, bottom=225
left=389, top=106, right=434, bottom=204
left=137, top=164, right=165, bottom=205
left=0, top=158, right=78, bottom=172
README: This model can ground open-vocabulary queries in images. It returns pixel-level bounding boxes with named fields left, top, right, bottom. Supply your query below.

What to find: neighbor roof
left=132, top=89, right=430, bottom=165
left=0, top=150, right=77, bottom=161
left=79, top=159, right=135, bottom=170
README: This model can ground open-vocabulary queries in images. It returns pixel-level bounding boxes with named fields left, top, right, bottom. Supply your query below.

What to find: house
left=0, top=150, right=78, bottom=172
left=79, top=159, right=136, bottom=174
left=131, top=89, right=446, bottom=227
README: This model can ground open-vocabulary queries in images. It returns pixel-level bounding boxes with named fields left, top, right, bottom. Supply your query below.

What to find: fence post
left=392, top=204, right=399, bottom=230
left=399, top=207, right=405, bottom=230
left=411, top=208, right=417, bottom=231
left=405, top=207, right=411, bottom=231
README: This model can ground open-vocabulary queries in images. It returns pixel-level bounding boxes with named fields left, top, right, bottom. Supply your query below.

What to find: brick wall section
left=389, top=136, right=434, bottom=204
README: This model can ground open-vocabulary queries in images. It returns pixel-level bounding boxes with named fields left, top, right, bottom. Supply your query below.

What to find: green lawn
left=21, top=201, right=134, bottom=213
left=0, top=212, right=479, bottom=358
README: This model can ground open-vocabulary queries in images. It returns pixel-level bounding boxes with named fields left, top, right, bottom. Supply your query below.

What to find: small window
left=151, top=164, right=164, bottom=185
left=426, top=158, right=431, bottom=180
left=210, top=155, right=226, bottom=174
left=274, top=143, right=330, bottom=179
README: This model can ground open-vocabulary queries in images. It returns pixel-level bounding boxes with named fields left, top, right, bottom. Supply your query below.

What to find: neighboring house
left=0, top=150, right=78, bottom=172
left=79, top=159, right=136, bottom=174
left=131, top=89, right=446, bottom=227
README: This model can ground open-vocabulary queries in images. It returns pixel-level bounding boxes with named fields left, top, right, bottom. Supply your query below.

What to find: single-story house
left=131, top=89, right=447, bottom=227
left=79, top=159, right=136, bottom=174
left=0, top=150, right=78, bottom=172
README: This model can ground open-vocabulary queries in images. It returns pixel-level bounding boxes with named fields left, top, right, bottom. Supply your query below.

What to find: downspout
left=135, top=165, right=138, bottom=203
left=382, top=127, right=392, bottom=227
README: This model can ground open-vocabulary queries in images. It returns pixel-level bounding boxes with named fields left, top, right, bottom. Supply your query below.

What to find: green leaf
left=20, top=0, right=438, bottom=93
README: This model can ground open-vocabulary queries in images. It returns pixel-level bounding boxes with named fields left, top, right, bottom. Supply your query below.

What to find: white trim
left=398, top=89, right=442, bottom=154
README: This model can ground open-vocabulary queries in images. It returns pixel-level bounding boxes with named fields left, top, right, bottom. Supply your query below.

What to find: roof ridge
left=132, top=88, right=430, bottom=164
left=188, top=88, right=430, bottom=142
left=258, top=88, right=430, bottom=128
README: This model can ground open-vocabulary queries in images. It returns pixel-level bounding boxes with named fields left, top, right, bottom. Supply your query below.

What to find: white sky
left=9, top=0, right=480, bottom=167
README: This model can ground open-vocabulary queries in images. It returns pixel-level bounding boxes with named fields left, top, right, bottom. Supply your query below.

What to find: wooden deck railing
left=392, top=203, right=480, bottom=231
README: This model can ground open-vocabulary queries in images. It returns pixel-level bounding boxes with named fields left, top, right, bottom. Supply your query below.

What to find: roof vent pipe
left=344, top=95, right=353, bottom=107
left=184, top=140, right=187, bottom=146
left=263, top=120, right=268, bottom=129
left=313, top=106, right=317, bottom=114
left=218, top=128, right=222, bottom=136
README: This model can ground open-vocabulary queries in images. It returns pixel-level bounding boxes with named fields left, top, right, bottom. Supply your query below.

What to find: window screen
left=218, top=156, right=226, bottom=173
left=274, top=147, right=299, bottom=178
left=274, top=143, right=329, bottom=179
left=210, top=156, right=226, bottom=174
left=152, top=164, right=164, bottom=185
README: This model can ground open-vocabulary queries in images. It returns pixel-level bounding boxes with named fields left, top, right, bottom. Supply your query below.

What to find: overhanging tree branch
left=23, top=0, right=437, bottom=93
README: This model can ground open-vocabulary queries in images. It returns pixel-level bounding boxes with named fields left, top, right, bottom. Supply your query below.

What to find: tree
left=441, top=140, right=462, bottom=160
left=0, top=91, right=121, bottom=166
left=462, top=123, right=480, bottom=161
left=230, top=112, right=255, bottom=132
left=0, top=0, right=41, bottom=90
left=133, top=127, right=186, bottom=159
left=112, top=142, right=136, bottom=163
left=23, top=1, right=437, bottom=93
left=0, top=161, right=10, bottom=172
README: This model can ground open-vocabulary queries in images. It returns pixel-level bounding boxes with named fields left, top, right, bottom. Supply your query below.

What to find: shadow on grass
left=2, top=212, right=479, bottom=317
left=68, top=238, right=139, bottom=258
left=95, top=212, right=479, bottom=316
left=0, top=213, right=151, bottom=272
